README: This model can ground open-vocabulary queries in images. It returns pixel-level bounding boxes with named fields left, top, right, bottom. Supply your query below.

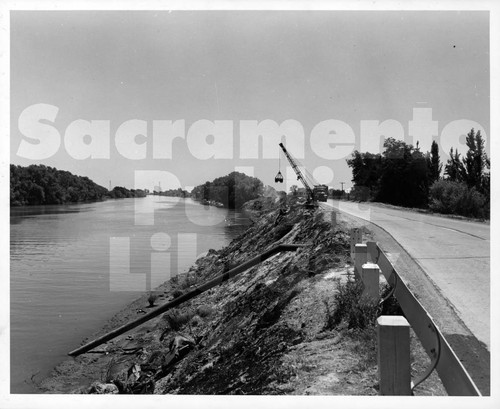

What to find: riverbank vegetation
left=10, top=164, right=146, bottom=206
left=190, top=171, right=263, bottom=209
left=153, top=188, right=190, bottom=198
left=107, top=186, right=147, bottom=199
left=346, top=129, right=490, bottom=219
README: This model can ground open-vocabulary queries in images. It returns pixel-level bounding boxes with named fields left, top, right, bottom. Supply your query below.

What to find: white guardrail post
left=361, top=263, right=380, bottom=303
left=354, top=243, right=367, bottom=280
left=349, top=228, right=362, bottom=260
left=366, top=240, right=377, bottom=263
left=377, top=315, right=412, bottom=395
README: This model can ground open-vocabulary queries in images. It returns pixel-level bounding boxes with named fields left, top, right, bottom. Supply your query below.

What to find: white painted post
left=366, top=241, right=378, bottom=263
left=377, top=315, right=411, bottom=395
left=331, top=211, right=337, bottom=228
left=349, top=229, right=355, bottom=258
left=361, top=263, right=380, bottom=302
left=350, top=228, right=362, bottom=259
left=354, top=244, right=367, bottom=281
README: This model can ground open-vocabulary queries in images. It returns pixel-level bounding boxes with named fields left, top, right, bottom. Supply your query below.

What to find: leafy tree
left=191, top=172, right=263, bottom=209
left=346, top=151, right=382, bottom=197
left=462, top=129, right=487, bottom=192
left=428, top=140, right=442, bottom=183
left=444, top=148, right=465, bottom=182
left=438, top=128, right=490, bottom=218
left=159, top=188, right=190, bottom=198
left=347, top=138, right=430, bottom=207
left=376, top=138, right=429, bottom=207
left=481, top=156, right=490, bottom=201
left=346, top=130, right=490, bottom=218
left=108, top=186, right=147, bottom=199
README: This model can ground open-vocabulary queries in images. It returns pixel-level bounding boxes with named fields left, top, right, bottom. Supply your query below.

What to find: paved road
left=326, top=199, right=490, bottom=350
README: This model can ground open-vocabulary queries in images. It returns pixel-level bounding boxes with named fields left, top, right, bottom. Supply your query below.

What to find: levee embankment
left=41, top=196, right=444, bottom=395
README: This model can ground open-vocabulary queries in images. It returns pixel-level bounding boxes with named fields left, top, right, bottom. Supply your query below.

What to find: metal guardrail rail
left=68, top=243, right=303, bottom=357
left=367, top=241, right=481, bottom=396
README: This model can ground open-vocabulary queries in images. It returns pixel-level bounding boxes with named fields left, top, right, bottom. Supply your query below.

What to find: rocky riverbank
left=40, top=196, right=445, bottom=395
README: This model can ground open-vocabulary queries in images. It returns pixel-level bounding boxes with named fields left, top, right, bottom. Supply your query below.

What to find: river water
left=10, top=196, right=251, bottom=393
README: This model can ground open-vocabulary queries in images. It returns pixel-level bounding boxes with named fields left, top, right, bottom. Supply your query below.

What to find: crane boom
left=278, top=142, right=314, bottom=200
left=278, top=142, right=328, bottom=204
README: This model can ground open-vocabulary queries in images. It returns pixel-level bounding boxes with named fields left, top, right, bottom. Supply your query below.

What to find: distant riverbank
left=10, top=164, right=147, bottom=207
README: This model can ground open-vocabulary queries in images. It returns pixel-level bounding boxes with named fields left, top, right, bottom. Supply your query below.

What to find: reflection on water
left=10, top=203, right=92, bottom=216
left=10, top=196, right=250, bottom=393
left=10, top=205, right=90, bottom=225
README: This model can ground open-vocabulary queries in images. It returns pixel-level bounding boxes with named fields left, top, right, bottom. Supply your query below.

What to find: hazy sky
left=10, top=10, right=490, bottom=191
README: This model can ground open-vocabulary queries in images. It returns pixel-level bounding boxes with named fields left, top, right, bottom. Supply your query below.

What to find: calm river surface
left=10, top=196, right=250, bottom=393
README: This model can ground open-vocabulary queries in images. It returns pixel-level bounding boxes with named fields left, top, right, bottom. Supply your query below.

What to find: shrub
left=147, top=293, right=158, bottom=307
left=190, top=315, right=202, bottom=327
left=180, top=273, right=198, bottom=289
left=164, top=310, right=194, bottom=331
left=172, top=289, right=183, bottom=299
left=324, top=279, right=380, bottom=331
left=196, top=305, right=214, bottom=318
left=429, top=180, right=487, bottom=219
left=323, top=299, right=336, bottom=331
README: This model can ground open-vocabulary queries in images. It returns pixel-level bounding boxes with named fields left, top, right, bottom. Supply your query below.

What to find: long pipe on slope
left=68, top=243, right=303, bottom=357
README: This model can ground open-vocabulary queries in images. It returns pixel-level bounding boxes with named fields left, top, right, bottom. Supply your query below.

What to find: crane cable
left=303, top=166, right=318, bottom=187
left=301, top=158, right=319, bottom=187
left=275, top=145, right=284, bottom=183
left=285, top=145, right=311, bottom=185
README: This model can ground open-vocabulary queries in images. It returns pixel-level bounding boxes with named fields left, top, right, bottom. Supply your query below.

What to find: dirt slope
left=40, top=197, right=445, bottom=395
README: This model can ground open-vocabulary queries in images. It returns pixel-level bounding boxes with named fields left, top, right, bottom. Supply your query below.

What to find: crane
left=277, top=142, right=328, bottom=205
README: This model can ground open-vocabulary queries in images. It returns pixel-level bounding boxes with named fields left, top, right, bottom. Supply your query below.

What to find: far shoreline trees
left=10, top=164, right=146, bottom=206
left=346, top=129, right=490, bottom=219
left=190, top=171, right=264, bottom=209
left=154, top=188, right=190, bottom=198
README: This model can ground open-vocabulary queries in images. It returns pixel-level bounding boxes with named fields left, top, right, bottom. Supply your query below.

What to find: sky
left=9, top=10, right=490, bottom=192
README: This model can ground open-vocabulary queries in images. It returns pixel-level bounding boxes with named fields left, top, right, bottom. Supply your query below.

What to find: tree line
left=190, top=171, right=264, bottom=209
left=346, top=129, right=490, bottom=218
left=154, top=188, right=191, bottom=198
left=108, top=186, right=147, bottom=199
left=10, top=164, right=146, bottom=206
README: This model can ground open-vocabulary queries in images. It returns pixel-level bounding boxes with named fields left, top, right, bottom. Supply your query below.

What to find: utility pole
left=340, top=182, right=345, bottom=192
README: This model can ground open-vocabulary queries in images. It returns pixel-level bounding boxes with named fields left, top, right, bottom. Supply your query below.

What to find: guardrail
left=350, top=228, right=481, bottom=396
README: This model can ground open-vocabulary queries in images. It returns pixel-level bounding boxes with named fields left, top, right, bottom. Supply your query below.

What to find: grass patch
left=324, top=279, right=380, bottom=331
left=324, top=280, right=403, bottom=333
left=163, top=309, right=194, bottom=331
left=180, top=273, right=199, bottom=289
left=172, top=289, right=184, bottom=299
left=323, top=280, right=380, bottom=331
left=196, top=305, right=214, bottom=318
